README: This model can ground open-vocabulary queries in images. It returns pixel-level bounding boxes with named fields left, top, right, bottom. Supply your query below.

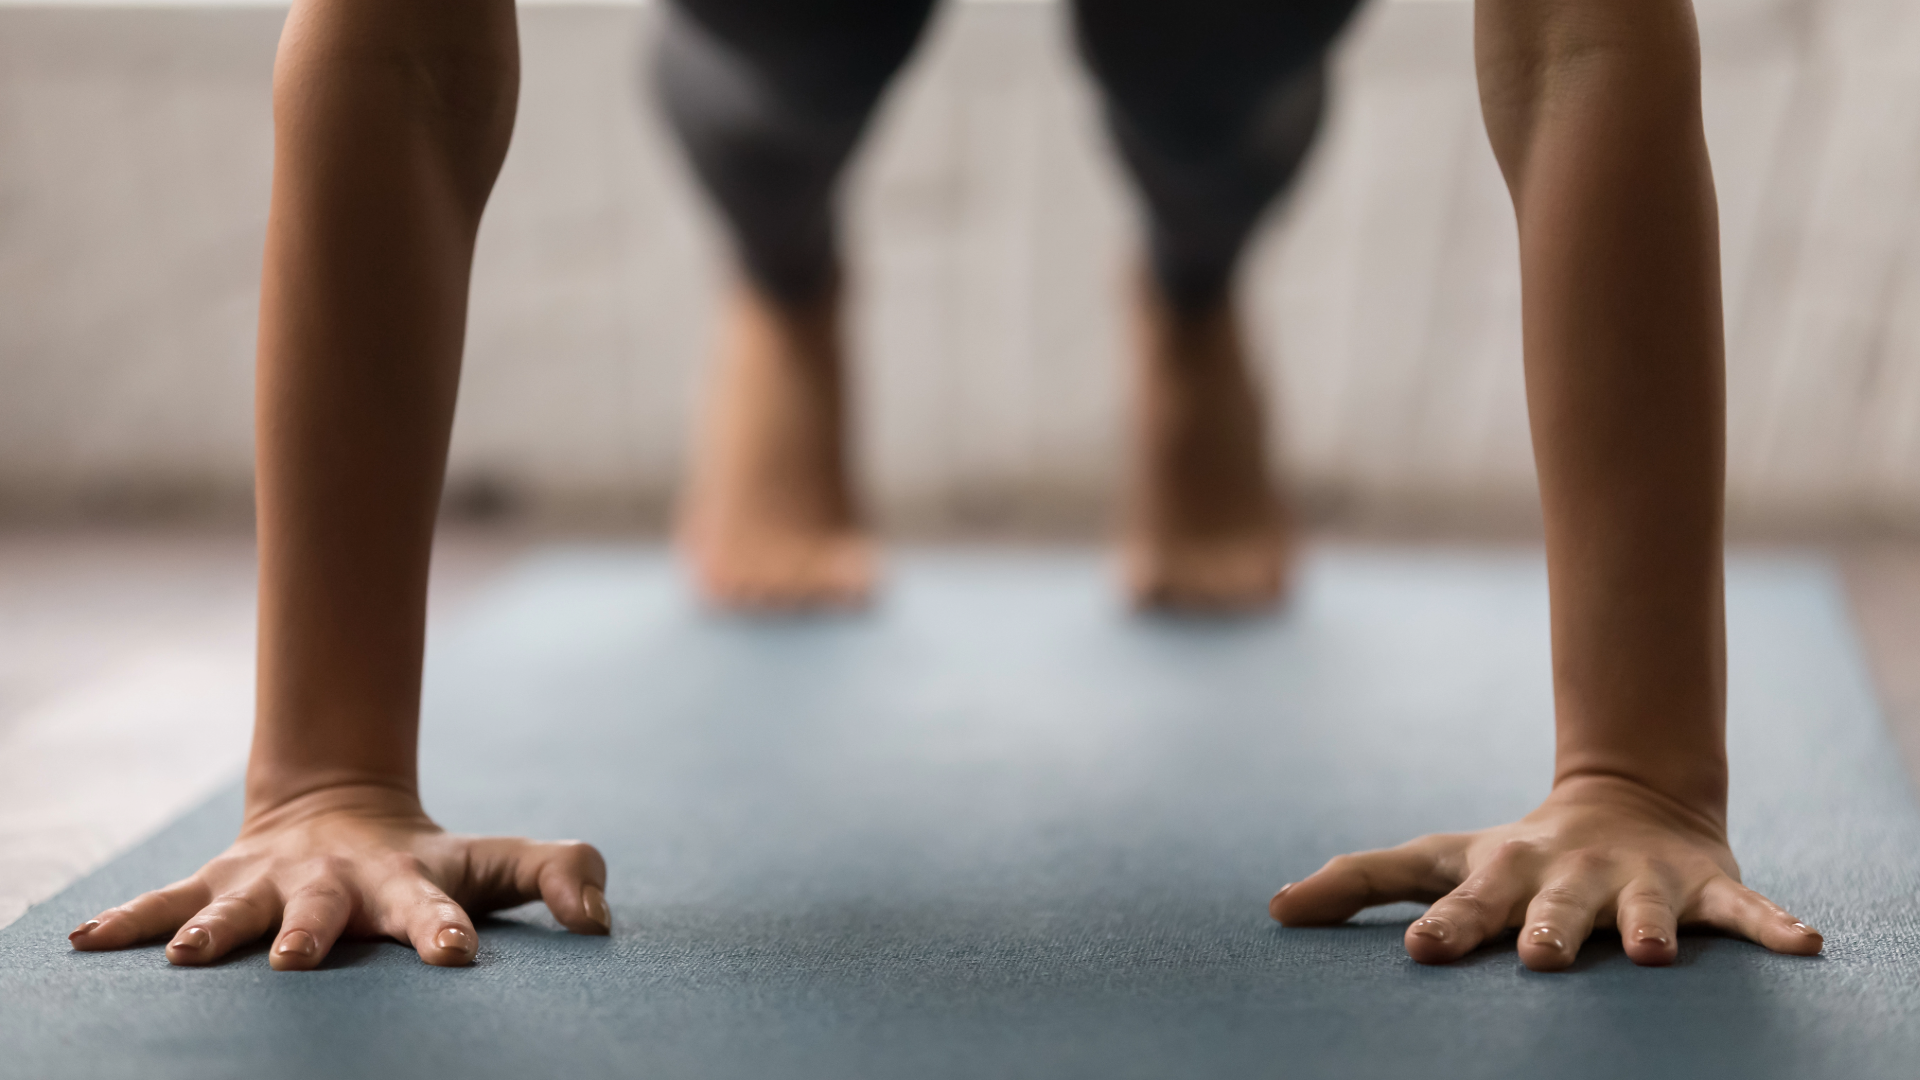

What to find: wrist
left=1548, top=766, right=1727, bottom=837
left=1550, top=690, right=1727, bottom=827
left=242, top=768, right=424, bottom=832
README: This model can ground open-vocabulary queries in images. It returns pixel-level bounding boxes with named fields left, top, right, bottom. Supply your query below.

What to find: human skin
left=1122, top=278, right=1291, bottom=610
left=67, top=0, right=610, bottom=971
left=675, top=281, right=876, bottom=609
left=1268, top=0, right=1822, bottom=969
left=67, top=0, right=1818, bottom=972
left=676, top=271, right=1289, bottom=611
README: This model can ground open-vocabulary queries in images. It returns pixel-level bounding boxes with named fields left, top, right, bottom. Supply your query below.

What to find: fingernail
left=1527, top=926, right=1565, bottom=952
left=582, top=885, right=611, bottom=930
left=1634, top=929, right=1671, bottom=947
left=435, top=926, right=474, bottom=954
left=275, top=930, right=317, bottom=958
left=1276, top=883, right=1295, bottom=897
left=1410, top=918, right=1451, bottom=942
left=68, top=920, right=101, bottom=942
left=171, top=926, right=211, bottom=953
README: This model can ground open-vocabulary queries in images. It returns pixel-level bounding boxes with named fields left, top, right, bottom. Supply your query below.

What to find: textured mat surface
left=3, top=549, right=1917, bottom=1079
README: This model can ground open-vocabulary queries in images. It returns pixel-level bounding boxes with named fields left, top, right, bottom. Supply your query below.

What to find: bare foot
left=678, top=281, right=873, bottom=610
left=1123, top=279, right=1292, bottom=612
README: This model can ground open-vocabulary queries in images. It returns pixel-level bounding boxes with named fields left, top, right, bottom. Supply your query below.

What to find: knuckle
left=1488, top=839, right=1537, bottom=866
left=416, top=899, right=468, bottom=927
left=294, top=880, right=351, bottom=906
left=1631, top=865, right=1682, bottom=897
left=1562, top=849, right=1611, bottom=876
left=211, top=889, right=271, bottom=917
left=203, top=852, right=251, bottom=877
left=561, top=841, right=606, bottom=874
left=1531, top=883, right=1585, bottom=908
left=1641, top=858, right=1680, bottom=882
left=379, top=852, right=434, bottom=880
left=1617, top=888, right=1667, bottom=911
left=1322, top=853, right=1380, bottom=889
left=1617, top=877, right=1671, bottom=905
left=306, top=855, right=358, bottom=882
left=1440, top=891, right=1492, bottom=924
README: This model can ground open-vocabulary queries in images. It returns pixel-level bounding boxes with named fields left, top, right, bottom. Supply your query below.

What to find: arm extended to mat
left=1269, top=0, right=1824, bottom=970
left=67, top=0, right=610, bottom=971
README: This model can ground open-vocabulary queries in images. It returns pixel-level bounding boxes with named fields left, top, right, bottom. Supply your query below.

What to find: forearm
left=247, top=0, right=519, bottom=814
left=1477, top=0, right=1727, bottom=820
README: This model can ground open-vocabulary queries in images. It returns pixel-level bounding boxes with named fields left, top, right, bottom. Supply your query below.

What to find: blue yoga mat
left=3, top=549, right=1916, bottom=1079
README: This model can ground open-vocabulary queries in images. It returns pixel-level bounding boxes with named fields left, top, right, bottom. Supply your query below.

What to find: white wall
left=1, top=0, right=1916, bottom=534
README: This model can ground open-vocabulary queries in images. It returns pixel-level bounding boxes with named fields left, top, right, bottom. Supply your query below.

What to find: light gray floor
left=0, top=527, right=529, bottom=927
left=2, top=547, right=1916, bottom=1079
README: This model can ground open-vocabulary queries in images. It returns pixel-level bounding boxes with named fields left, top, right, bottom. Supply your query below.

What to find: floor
left=1839, top=544, right=1920, bottom=781
left=0, top=526, right=532, bottom=928
left=7, top=546, right=1917, bottom=1079
left=1, top=527, right=1916, bottom=931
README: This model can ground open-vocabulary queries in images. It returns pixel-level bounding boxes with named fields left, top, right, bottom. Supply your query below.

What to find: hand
left=1268, top=774, right=1823, bottom=971
left=66, top=784, right=610, bottom=970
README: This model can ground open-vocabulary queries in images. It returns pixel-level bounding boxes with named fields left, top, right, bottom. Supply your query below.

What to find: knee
left=1075, top=0, right=1357, bottom=163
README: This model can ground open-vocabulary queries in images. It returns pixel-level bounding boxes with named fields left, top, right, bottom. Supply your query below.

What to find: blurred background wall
left=1, top=0, right=1916, bottom=537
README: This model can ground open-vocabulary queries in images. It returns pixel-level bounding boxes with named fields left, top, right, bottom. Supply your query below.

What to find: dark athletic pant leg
left=1072, top=0, right=1367, bottom=313
left=653, top=0, right=939, bottom=305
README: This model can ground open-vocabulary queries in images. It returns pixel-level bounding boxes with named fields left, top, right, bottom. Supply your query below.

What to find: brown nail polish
left=1527, top=926, right=1565, bottom=951
left=275, top=930, right=317, bottom=957
left=1410, top=918, right=1450, bottom=942
left=582, top=885, right=611, bottom=931
left=1634, top=930, right=1672, bottom=947
left=68, top=920, right=101, bottom=942
left=172, top=926, right=211, bottom=952
left=435, top=926, right=474, bottom=954
left=1276, top=882, right=1295, bottom=897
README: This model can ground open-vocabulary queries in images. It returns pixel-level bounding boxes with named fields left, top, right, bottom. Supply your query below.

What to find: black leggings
left=654, top=0, right=1365, bottom=312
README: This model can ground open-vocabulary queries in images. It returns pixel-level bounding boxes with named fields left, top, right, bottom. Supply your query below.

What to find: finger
left=167, top=880, right=282, bottom=966
left=465, top=838, right=611, bottom=935
left=1272, top=836, right=1459, bottom=926
left=374, top=862, right=478, bottom=967
left=271, top=870, right=357, bottom=972
left=70, top=878, right=211, bottom=951
left=1695, top=877, right=1823, bottom=956
left=1616, top=876, right=1681, bottom=967
left=535, top=841, right=611, bottom=935
left=1516, top=856, right=1614, bottom=972
left=1404, top=839, right=1540, bottom=965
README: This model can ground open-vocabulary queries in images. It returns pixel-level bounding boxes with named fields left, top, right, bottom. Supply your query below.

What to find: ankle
left=737, top=278, right=844, bottom=374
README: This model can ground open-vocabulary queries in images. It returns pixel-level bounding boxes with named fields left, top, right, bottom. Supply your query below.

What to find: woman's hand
left=1269, top=774, right=1823, bottom=971
left=66, top=784, right=609, bottom=970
